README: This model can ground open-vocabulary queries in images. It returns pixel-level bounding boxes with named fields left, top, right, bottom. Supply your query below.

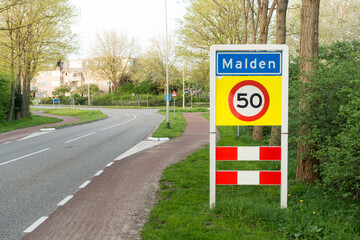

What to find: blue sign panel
left=53, top=98, right=60, bottom=103
left=216, top=51, right=282, bottom=76
left=164, top=94, right=171, bottom=101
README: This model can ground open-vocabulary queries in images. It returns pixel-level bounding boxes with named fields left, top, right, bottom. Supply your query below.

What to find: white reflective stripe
left=24, top=216, right=48, bottom=233
left=237, top=171, right=259, bottom=185
left=237, top=147, right=259, bottom=160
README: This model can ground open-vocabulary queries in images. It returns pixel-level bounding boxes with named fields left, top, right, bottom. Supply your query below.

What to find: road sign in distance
left=171, top=90, right=178, bottom=97
left=165, top=94, right=171, bottom=101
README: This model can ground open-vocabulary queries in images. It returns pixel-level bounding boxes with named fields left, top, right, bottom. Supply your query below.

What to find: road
left=0, top=108, right=163, bottom=240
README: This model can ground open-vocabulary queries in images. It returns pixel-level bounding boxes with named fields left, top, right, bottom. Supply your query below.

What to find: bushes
left=290, top=41, right=360, bottom=200
left=0, top=73, right=10, bottom=122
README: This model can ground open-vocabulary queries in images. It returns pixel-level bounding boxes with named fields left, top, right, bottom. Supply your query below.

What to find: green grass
left=0, top=115, right=62, bottom=133
left=43, top=108, right=107, bottom=128
left=142, top=115, right=360, bottom=239
left=152, top=111, right=186, bottom=139
left=0, top=108, right=107, bottom=133
left=158, top=107, right=209, bottom=113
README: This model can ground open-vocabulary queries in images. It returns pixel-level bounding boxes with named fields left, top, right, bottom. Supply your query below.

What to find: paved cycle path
left=22, top=112, right=209, bottom=240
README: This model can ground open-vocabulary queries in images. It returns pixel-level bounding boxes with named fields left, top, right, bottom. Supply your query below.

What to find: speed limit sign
left=209, top=44, right=289, bottom=209
left=228, top=80, right=269, bottom=122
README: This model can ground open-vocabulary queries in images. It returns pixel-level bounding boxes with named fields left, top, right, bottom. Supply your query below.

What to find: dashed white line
left=102, top=114, right=137, bottom=130
left=94, top=170, right=104, bottom=176
left=0, top=148, right=50, bottom=167
left=106, top=162, right=113, bottom=167
left=79, top=180, right=91, bottom=189
left=24, top=216, right=48, bottom=233
left=65, top=132, right=96, bottom=144
left=57, top=195, right=73, bottom=206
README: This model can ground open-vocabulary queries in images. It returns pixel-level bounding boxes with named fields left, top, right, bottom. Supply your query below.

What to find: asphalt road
left=0, top=108, right=163, bottom=240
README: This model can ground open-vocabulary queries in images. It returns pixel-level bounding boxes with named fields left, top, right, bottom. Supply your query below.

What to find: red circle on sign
left=228, top=80, right=270, bottom=122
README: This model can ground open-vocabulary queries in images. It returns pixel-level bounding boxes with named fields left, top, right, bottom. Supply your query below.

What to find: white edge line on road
left=106, top=162, right=113, bottom=167
left=4, top=142, right=11, bottom=144
left=102, top=114, right=137, bottom=131
left=0, top=148, right=50, bottom=167
left=94, top=170, right=103, bottom=176
left=79, top=180, right=91, bottom=189
left=65, top=132, right=96, bottom=144
left=24, top=216, right=48, bottom=233
left=57, top=195, right=73, bottom=206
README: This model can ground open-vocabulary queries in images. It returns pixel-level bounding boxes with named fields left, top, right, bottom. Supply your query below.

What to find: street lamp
left=165, top=0, right=170, bottom=128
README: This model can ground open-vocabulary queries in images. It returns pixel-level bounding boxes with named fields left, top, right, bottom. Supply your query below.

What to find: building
left=32, top=58, right=133, bottom=98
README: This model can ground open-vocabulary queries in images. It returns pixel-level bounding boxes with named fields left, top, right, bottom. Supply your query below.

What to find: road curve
left=0, top=108, right=163, bottom=240
left=22, top=113, right=209, bottom=240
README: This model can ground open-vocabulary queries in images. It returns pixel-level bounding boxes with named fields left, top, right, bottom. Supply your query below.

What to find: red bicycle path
left=0, top=111, right=81, bottom=144
left=22, top=112, right=209, bottom=240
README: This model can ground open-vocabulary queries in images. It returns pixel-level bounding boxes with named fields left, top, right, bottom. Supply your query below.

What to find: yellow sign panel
left=216, top=76, right=282, bottom=126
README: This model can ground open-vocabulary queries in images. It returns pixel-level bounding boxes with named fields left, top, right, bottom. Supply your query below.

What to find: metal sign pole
left=209, top=46, right=217, bottom=208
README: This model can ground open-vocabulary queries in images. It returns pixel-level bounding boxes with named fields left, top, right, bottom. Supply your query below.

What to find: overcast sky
left=70, top=0, right=186, bottom=59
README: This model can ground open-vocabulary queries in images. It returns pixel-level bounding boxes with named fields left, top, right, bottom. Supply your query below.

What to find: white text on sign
left=217, top=52, right=282, bottom=76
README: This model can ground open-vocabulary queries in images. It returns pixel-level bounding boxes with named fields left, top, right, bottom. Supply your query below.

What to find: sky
left=70, top=0, right=187, bottom=59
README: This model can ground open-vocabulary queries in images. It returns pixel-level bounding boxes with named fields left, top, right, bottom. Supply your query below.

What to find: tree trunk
left=258, top=0, right=269, bottom=44
left=252, top=0, right=269, bottom=141
left=270, top=0, right=288, bottom=146
left=21, top=74, right=30, bottom=118
left=6, top=81, right=15, bottom=122
left=242, top=0, right=248, bottom=44
left=252, top=126, right=263, bottom=140
left=296, top=0, right=320, bottom=183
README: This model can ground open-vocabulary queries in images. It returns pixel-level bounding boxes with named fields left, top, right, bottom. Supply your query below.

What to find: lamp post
left=165, top=0, right=170, bottom=128
left=183, top=63, right=185, bottom=109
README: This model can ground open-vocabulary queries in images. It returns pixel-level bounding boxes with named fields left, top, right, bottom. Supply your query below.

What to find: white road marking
left=115, top=140, right=168, bottom=160
left=65, top=132, right=96, bottom=144
left=17, top=131, right=50, bottom=141
left=106, top=162, right=113, bottom=167
left=24, top=216, right=48, bottom=233
left=102, top=114, right=137, bottom=130
left=57, top=195, right=73, bottom=206
left=94, top=170, right=104, bottom=176
left=79, top=180, right=91, bottom=189
left=4, top=142, right=11, bottom=144
left=0, top=148, right=50, bottom=167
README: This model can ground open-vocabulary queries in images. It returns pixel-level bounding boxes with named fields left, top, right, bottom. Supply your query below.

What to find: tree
left=269, top=0, right=289, bottom=146
left=189, top=58, right=210, bottom=92
left=0, top=73, right=11, bottom=122
left=0, top=0, right=78, bottom=120
left=90, top=30, right=138, bottom=93
left=74, top=84, right=101, bottom=97
left=54, top=85, right=71, bottom=97
left=286, top=0, right=360, bottom=55
left=251, top=0, right=277, bottom=141
left=133, top=35, right=179, bottom=94
left=319, top=0, right=360, bottom=45
left=296, top=0, right=321, bottom=183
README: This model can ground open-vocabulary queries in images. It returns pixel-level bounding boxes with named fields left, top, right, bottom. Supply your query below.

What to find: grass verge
left=0, top=108, right=107, bottom=133
left=43, top=108, right=107, bottom=128
left=142, top=114, right=360, bottom=239
left=0, top=115, right=62, bottom=133
left=158, top=107, right=209, bottom=113
left=152, top=111, right=186, bottom=139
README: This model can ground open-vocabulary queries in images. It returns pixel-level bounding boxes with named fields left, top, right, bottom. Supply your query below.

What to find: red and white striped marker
left=216, top=171, right=281, bottom=185
left=216, top=146, right=281, bottom=161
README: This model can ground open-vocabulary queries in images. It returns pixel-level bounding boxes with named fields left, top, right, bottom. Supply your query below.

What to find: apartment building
left=33, top=58, right=133, bottom=98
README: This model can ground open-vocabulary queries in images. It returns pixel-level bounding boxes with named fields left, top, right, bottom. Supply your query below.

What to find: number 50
left=237, top=93, right=262, bottom=108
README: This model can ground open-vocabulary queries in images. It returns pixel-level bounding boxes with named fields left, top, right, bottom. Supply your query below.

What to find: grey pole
left=165, top=0, right=170, bottom=128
